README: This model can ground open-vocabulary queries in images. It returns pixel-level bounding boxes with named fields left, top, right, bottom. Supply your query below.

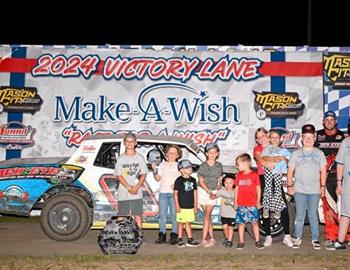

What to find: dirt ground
left=0, top=222, right=349, bottom=269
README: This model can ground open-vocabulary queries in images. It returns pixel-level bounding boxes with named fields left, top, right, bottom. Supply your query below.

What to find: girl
left=255, top=128, right=293, bottom=247
left=261, top=129, right=290, bottom=219
left=152, top=145, right=182, bottom=245
left=198, top=143, right=223, bottom=248
left=287, top=124, right=327, bottom=250
left=253, top=127, right=270, bottom=196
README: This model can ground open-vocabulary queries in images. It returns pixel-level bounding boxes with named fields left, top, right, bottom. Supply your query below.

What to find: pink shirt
left=253, top=144, right=264, bottom=175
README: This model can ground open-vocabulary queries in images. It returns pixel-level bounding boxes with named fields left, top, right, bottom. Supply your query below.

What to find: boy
left=235, top=153, right=264, bottom=249
left=114, top=133, right=149, bottom=229
left=174, top=159, right=200, bottom=247
left=214, top=175, right=236, bottom=247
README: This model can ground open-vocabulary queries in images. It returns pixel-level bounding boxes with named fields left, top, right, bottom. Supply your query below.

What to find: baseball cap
left=124, top=132, right=137, bottom=141
left=147, top=149, right=162, bottom=165
left=178, top=159, right=194, bottom=170
left=302, top=124, right=316, bottom=134
left=204, top=143, right=220, bottom=153
left=324, top=111, right=336, bottom=119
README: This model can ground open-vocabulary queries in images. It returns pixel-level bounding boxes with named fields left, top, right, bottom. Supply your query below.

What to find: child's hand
left=194, top=207, right=198, bottom=214
left=151, top=162, right=157, bottom=171
left=129, top=186, right=139, bottom=194
left=209, top=193, right=216, bottom=200
left=176, top=207, right=181, bottom=213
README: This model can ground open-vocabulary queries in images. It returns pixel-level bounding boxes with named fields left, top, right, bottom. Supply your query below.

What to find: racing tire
left=247, top=196, right=295, bottom=241
left=40, top=192, right=92, bottom=241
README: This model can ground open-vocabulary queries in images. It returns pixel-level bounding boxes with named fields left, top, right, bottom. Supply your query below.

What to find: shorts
left=235, top=206, right=259, bottom=224
left=221, top=217, right=236, bottom=227
left=176, top=208, right=195, bottom=223
left=118, top=199, right=143, bottom=216
left=198, top=187, right=218, bottom=206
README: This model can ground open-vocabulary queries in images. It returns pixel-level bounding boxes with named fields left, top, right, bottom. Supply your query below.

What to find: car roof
left=85, top=134, right=200, bottom=153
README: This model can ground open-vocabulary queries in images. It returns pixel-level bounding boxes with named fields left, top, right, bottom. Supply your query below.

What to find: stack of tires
left=98, top=216, right=142, bottom=255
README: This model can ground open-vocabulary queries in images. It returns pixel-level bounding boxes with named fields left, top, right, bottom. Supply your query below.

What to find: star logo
left=199, top=90, right=207, bottom=98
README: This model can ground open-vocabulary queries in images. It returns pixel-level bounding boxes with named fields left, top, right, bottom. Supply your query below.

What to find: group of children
left=115, top=125, right=328, bottom=251
left=152, top=142, right=265, bottom=249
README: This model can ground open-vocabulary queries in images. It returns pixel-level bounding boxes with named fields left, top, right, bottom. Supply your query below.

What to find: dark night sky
left=1, top=1, right=349, bottom=47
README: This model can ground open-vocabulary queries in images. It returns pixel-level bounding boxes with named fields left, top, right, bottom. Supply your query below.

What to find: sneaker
left=325, top=240, right=334, bottom=250
left=292, top=238, right=302, bottom=249
left=186, top=238, right=200, bottom=247
left=273, top=210, right=281, bottom=219
left=236, top=242, right=245, bottom=249
left=262, top=208, right=269, bottom=218
left=225, top=241, right=233, bottom=248
left=329, top=241, right=347, bottom=250
left=177, top=239, right=186, bottom=248
left=264, top=236, right=272, bottom=247
left=222, top=239, right=228, bottom=246
left=311, top=240, right=321, bottom=250
left=255, top=241, right=265, bottom=249
left=208, top=238, right=216, bottom=246
left=283, top=235, right=293, bottom=248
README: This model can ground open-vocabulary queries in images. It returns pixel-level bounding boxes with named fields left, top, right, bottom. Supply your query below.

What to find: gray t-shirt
left=336, top=137, right=350, bottom=188
left=289, top=147, right=326, bottom=194
left=198, top=161, right=223, bottom=190
left=216, top=188, right=236, bottom=218
left=114, top=152, right=148, bottom=201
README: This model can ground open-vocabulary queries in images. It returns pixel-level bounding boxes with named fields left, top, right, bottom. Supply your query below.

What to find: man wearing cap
left=316, top=111, right=346, bottom=249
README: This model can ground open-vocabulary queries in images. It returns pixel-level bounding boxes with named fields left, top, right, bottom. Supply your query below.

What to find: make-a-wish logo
left=137, top=83, right=240, bottom=124
left=53, top=83, right=241, bottom=125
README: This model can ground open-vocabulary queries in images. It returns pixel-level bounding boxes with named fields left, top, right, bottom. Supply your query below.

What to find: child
left=214, top=175, right=236, bottom=248
left=262, top=129, right=291, bottom=220
left=152, top=145, right=182, bottom=245
left=174, top=159, right=200, bottom=247
left=234, top=153, right=264, bottom=249
left=115, top=133, right=148, bottom=229
left=198, top=143, right=223, bottom=247
left=287, top=124, right=327, bottom=250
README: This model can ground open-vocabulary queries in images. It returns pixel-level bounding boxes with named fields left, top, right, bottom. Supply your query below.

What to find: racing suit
left=316, top=129, right=346, bottom=241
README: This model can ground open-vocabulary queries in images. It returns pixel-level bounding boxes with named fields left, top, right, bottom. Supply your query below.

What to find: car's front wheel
left=40, top=192, right=92, bottom=241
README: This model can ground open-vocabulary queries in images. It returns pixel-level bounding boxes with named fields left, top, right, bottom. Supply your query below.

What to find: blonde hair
left=165, top=144, right=182, bottom=161
left=235, top=153, right=252, bottom=166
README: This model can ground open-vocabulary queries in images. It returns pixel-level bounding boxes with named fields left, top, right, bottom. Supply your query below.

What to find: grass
left=0, top=254, right=349, bottom=270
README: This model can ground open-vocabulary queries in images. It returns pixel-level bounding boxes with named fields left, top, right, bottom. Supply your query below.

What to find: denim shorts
left=235, top=206, right=259, bottom=224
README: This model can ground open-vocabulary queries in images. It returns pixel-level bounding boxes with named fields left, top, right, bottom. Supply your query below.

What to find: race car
left=0, top=135, right=237, bottom=241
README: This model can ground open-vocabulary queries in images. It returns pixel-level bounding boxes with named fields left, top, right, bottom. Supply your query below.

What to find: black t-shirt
left=174, top=176, right=197, bottom=209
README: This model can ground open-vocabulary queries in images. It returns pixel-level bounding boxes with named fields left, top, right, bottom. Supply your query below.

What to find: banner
left=1, top=45, right=338, bottom=163
left=323, top=52, right=350, bottom=131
